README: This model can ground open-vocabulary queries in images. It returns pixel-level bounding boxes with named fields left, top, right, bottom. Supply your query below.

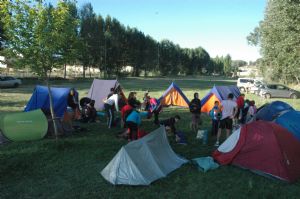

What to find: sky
left=52, top=0, right=267, bottom=62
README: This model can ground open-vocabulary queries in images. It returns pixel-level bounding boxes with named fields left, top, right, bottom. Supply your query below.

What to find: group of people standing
left=103, top=89, right=183, bottom=142
left=188, top=91, right=257, bottom=147
left=209, top=93, right=257, bottom=146
left=68, top=87, right=257, bottom=146
left=103, top=89, right=156, bottom=141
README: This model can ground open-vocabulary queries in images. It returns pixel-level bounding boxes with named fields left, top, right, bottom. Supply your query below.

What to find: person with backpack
left=189, top=92, right=202, bottom=133
left=149, top=97, right=162, bottom=125
left=209, top=101, right=222, bottom=136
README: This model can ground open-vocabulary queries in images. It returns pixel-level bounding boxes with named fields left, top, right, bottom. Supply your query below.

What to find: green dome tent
left=0, top=109, right=48, bottom=142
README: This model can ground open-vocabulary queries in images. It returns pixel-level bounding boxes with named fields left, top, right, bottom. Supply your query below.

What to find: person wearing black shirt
left=67, top=88, right=79, bottom=110
left=189, top=92, right=202, bottom=133
left=107, top=88, right=115, bottom=99
left=160, top=115, right=181, bottom=134
left=127, top=92, right=141, bottom=108
left=67, top=88, right=80, bottom=120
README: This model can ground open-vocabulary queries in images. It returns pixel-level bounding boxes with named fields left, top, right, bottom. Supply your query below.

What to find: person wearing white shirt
left=104, top=93, right=119, bottom=128
left=215, top=93, right=238, bottom=147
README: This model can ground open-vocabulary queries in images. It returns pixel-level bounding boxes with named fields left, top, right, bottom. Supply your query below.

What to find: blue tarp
left=275, top=110, right=300, bottom=141
left=255, top=101, right=294, bottom=121
left=24, top=86, right=78, bottom=117
left=201, top=85, right=241, bottom=106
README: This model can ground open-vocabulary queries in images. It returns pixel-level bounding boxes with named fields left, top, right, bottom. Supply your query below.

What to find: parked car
left=0, top=76, right=22, bottom=88
left=237, top=78, right=255, bottom=92
left=249, top=80, right=266, bottom=95
left=259, top=84, right=300, bottom=99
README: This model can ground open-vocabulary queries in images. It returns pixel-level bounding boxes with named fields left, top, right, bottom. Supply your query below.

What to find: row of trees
left=247, top=0, right=300, bottom=84
left=72, top=3, right=213, bottom=77
left=0, top=0, right=241, bottom=78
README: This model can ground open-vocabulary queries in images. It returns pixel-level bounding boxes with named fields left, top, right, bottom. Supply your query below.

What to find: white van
left=237, top=78, right=255, bottom=92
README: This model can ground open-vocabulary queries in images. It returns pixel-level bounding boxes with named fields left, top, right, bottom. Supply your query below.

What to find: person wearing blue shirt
left=209, top=101, right=222, bottom=137
left=125, top=109, right=141, bottom=141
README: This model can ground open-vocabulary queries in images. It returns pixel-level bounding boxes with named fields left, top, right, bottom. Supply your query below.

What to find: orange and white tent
left=159, top=82, right=190, bottom=108
left=201, top=85, right=240, bottom=113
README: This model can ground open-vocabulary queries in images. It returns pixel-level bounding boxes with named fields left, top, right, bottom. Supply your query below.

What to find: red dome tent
left=213, top=121, right=300, bottom=182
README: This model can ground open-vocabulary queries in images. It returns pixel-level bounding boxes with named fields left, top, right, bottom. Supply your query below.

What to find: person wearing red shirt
left=236, top=93, right=245, bottom=124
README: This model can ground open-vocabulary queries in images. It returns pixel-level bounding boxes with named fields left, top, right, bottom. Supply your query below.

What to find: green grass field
left=1, top=77, right=300, bottom=199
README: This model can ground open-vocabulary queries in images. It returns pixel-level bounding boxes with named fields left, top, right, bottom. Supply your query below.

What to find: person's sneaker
left=214, top=141, right=219, bottom=147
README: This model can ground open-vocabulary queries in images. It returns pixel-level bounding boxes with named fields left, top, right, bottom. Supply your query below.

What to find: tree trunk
left=295, top=75, right=300, bottom=85
left=46, top=76, right=58, bottom=140
left=64, top=64, right=67, bottom=79
left=144, top=67, right=148, bottom=77
left=83, top=65, right=86, bottom=78
left=89, top=66, right=91, bottom=78
left=134, top=67, right=139, bottom=77
left=98, top=66, right=102, bottom=78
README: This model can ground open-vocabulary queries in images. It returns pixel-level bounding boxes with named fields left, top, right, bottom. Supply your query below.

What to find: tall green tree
left=223, top=54, right=232, bottom=76
left=127, top=27, right=146, bottom=76
left=95, top=15, right=105, bottom=75
left=211, top=56, right=225, bottom=74
left=1, top=0, right=78, bottom=137
left=194, top=47, right=210, bottom=74
left=0, top=20, right=5, bottom=51
left=142, top=36, right=158, bottom=76
left=232, top=60, right=247, bottom=77
left=248, top=0, right=300, bottom=84
left=78, top=3, right=97, bottom=78
left=57, top=1, right=80, bottom=79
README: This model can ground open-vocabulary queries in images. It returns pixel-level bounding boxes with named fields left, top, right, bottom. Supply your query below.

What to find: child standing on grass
left=142, top=91, right=151, bottom=111
left=246, top=100, right=257, bottom=122
left=210, top=101, right=222, bottom=136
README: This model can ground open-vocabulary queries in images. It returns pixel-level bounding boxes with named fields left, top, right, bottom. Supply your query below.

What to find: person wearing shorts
left=215, top=93, right=237, bottom=147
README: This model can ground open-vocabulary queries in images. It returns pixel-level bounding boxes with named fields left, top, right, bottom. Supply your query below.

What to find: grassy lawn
left=0, top=77, right=300, bottom=199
